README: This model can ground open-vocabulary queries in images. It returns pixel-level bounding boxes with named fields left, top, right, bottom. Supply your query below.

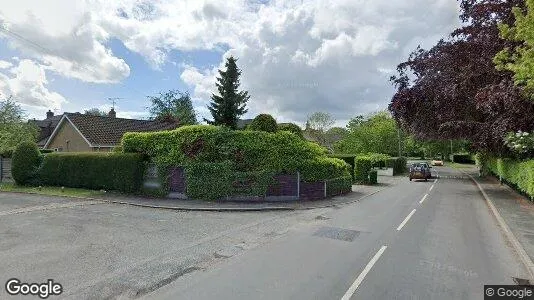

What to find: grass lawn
left=448, top=162, right=477, bottom=169
left=0, top=182, right=106, bottom=198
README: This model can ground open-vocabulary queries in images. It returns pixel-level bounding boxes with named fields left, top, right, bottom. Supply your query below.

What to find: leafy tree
left=278, top=123, right=303, bottom=138
left=12, top=141, right=41, bottom=185
left=148, top=90, right=197, bottom=125
left=84, top=108, right=107, bottom=117
left=389, top=0, right=534, bottom=153
left=305, top=112, right=336, bottom=149
left=495, top=0, right=534, bottom=95
left=0, top=97, right=38, bottom=156
left=335, top=111, right=400, bottom=156
left=205, top=56, right=250, bottom=129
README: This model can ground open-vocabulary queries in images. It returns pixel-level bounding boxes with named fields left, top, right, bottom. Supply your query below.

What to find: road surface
left=146, top=166, right=528, bottom=300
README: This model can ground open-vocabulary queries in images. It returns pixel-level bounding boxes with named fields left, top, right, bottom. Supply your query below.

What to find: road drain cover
left=313, top=227, right=360, bottom=242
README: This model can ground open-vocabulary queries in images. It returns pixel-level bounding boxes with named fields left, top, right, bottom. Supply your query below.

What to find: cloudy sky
left=0, top=0, right=460, bottom=125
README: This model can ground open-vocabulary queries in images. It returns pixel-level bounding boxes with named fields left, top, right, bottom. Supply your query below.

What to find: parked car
left=409, top=163, right=431, bottom=181
left=431, top=158, right=444, bottom=166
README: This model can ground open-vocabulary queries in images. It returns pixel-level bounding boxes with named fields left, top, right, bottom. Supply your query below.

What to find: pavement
left=0, top=166, right=531, bottom=299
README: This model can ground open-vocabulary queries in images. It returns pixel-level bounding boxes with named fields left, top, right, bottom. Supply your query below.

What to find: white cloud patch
left=0, top=60, right=12, bottom=69
left=0, top=0, right=461, bottom=123
left=0, top=59, right=66, bottom=111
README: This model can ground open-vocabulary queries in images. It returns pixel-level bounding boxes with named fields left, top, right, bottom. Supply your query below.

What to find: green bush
left=355, top=156, right=373, bottom=183
left=278, top=123, right=303, bottom=138
left=386, top=157, right=407, bottom=175
left=329, top=154, right=356, bottom=181
left=121, top=125, right=341, bottom=183
left=38, top=153, right=146, bottom=193
left=39, top=149, right=54, bottom=154
left=369, top=170, right=378, bottom=185
left=185, top=162, right=232, bottom=200
left=483, top=157, right=534, bottom=200
left=452, top=153, right=475, bottom=164
left=230, top=170, right=275, bottom=197
left=248, top=114, right=277, bottom=132
left=367, top=153, right=390, bottom=168
left=12, top=142, right=41, bottom=185
left=326, top=176, right=352, bottom=196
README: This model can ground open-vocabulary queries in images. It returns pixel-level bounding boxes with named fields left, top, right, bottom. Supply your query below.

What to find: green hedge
left=329, top=154, right=356, bottom=181
left=12, top=142, right=42, bottom=185
left=38, top=153, right=146, bottom=193
left=386, top=157, right=407, bottom=175
left=355, top=156, right=373, bottom=183
left=326, top=176, right=352, bottom=196
left=185, top=162, right=232, bottom=200
left=485, top=157, right=534, bottom=200
left=369, top=170, right=378, bottom=185
left=452, top=153, right=475, bottom=164
left=121, top=125, right=347, bottom=182
left=278, top=123, right=303, bottom=138
left=231, top=170, right=275, bottom=197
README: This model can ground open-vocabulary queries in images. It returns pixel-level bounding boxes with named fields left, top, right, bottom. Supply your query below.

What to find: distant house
left=43, top=109, right=178, bottom=152
left=30, top=110, right=63, bottom=148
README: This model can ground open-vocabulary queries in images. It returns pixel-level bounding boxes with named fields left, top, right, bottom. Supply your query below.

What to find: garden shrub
left=367, top=153, right=390, bottom=168
left=12, top=142, right=42, bottom=185
left=248, top=114, right=277, bottom=132
left=297, top=157, right=351, bottom=182
left=369, top=170, right=378, bottom=185
left=230, top=170, right=275, bottom=197
left=484, top=156, right=534, bottom=200
left=326, top=176, right=352, bottom=196
left=185, top=162, right=232, bottom=200
left=278, top=123, right=303, bottom=138
left=355, top=156, right=373, bottom=183
left=38, top=153, right=146, bottom=193
left=386, top=157, right=407, bottom=175
left=329, top=154, right=356, bottom=181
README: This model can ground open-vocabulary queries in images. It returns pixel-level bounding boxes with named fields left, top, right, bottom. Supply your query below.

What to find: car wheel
left=425, top=178, right=428, bottom=182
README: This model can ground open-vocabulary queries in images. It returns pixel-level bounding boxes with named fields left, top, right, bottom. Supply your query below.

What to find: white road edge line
left=396, top=209, right=416, bottom=231
left=341, top=245, right=388, bottom=300
left=419, top=194, right=428, bottom=204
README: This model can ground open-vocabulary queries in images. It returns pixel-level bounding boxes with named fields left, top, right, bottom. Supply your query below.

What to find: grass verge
left=0, top=182, right=106, bottom=198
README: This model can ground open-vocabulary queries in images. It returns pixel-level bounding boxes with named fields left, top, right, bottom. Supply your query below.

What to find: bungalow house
left=43, top=109, right=178, bottom=152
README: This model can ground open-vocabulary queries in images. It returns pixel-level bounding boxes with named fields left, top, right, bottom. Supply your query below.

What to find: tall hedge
left=121, top=125, right=347, bottom=182
left=329, top=154, right=356, bottom=182
left=355, top=156, right=373, bottom=183
left=278, top=123, right=303, bottom=138
left=12, top=142, right=41, bottom=185
left=484, top=157, right=534, bottom=200
left=38, top=153, right=146, bottom=193
left=386, top=157, right=407, bottom=175
left=185, top=162, right=232, bottom=200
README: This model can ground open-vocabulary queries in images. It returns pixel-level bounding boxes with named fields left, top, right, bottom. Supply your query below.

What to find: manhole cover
left=313, top=227, right=360, bottom=242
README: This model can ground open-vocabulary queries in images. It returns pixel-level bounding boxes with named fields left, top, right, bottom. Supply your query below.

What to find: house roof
left=45, top=113, right=179, bottom=148
left=29, top=115, right=64, bottom=147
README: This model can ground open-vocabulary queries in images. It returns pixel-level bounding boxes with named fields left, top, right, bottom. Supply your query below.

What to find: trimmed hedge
left=386, top=157, right=407, bottom=175
left=121, top=125, right=347, bottom=182
left=452, top=153, right=475, bottom=164
left=355, top=156, right=373, bottom=183
left=369, top=170, right=378, bottom=185
left=185, top=162, right=232, bottom=200
left=484, top=157, right=534, bottom=200
left=329, top=154, right=356, bottom=181
left=12, top=142, right=42, bottom=185
left=248, top=114, right=277, bottom=132
left=326, top=176, right=352, bottom=196
left=38, top=153, right=146, bottom=193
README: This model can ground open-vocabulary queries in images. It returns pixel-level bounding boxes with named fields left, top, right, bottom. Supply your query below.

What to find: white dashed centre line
left=341, top=245, right=388, bottom=300
left=419, top=194, right=428, bottom=204
left=429, top=185, right=434, bottom=191
left=396, top=209, right=416, bottom=231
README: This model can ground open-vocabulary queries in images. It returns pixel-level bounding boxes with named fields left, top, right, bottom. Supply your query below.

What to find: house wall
left=46, top=120, right=91, bottom=152
left=92, top=147, right=114, bottom=152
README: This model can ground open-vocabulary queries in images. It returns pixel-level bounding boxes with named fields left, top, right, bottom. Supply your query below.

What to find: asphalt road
left=147, top=166, right=528, bottom=300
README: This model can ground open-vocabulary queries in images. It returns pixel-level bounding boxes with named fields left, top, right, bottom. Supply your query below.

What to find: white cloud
left=0, top=60, right=12, bottom=69
left=0, top=0, right=461, bottom=123
left=0, top=59, right=67, bottom=112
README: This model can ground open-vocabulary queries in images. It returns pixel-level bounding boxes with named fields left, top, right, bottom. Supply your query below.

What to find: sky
left=0, top=0, right=461, bottom=126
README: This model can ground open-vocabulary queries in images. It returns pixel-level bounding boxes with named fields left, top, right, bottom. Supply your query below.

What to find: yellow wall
left=46, top=120, right=91, bottom=152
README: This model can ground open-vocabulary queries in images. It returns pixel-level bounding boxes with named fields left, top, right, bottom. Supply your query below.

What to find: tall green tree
left=495, top=0, right=534, bottom=96
left=205, top=56, right=250, bottom=129
left=0, top=96, right=38, bottom=156
left=148, top=90, right=197, bottom=125
left=305, top=112, right=336, bottom=149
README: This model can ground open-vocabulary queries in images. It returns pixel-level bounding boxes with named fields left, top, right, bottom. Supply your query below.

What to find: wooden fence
left=0, top=157, right=13, bottom=182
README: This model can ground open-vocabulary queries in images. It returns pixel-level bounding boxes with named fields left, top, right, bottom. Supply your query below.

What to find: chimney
left=46, top=110, right=54, bottom=119
left=108, top=108, right=116, bottom=118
